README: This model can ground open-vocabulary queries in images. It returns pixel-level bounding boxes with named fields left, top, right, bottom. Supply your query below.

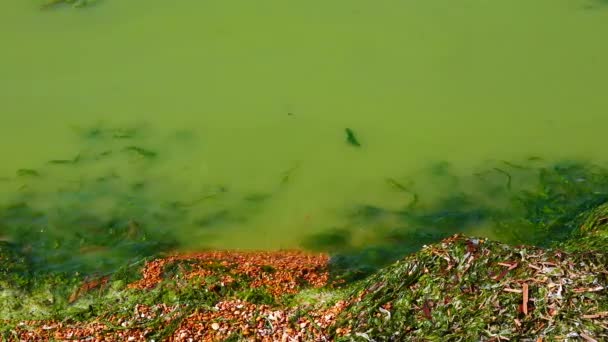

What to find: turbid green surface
left=1, top=1, right=608, bottom=267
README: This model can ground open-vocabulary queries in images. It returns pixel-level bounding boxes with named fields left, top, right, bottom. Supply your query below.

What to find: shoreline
left=5, top=201, right=608, bottom=341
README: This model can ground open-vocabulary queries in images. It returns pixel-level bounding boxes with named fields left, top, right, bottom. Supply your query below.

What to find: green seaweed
left=75, top=124, right=140, bottom=141
left=316, top=158, right=608, bottom=282
left=195, top=210, right=233, bottom=227
left=301, top=228, right=352, bottom=252
left=244, top=193, right=272, bottom=203
left=492, top=167, right=512, bottom=190
left=123, top=146, right=157, bottom=158
left=16, top=169, right=40, bottom=177
left=41, top=0, right=99, bottom=10
left=48, top=154, right=81, bottom=165
left=386, top=178, right=419, bottom=208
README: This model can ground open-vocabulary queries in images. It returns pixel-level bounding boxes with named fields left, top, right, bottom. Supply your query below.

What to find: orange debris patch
left=13, top=251, right=335, bottom=341
left=129, top=250, right=330, bottom=296
left=172, top=299, right=348, bottom=341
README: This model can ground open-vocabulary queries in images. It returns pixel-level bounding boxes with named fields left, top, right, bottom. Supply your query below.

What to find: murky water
left=1, top=0, right=608, bottom=271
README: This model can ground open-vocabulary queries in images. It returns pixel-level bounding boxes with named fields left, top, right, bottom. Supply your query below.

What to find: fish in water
left=345, top=128, right=361, bottom=147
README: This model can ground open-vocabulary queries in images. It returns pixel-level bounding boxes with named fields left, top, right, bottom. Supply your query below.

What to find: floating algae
left=303, top=158, right=608, bottom=280
left=0, top=123, right=294, bottom=278
left=386, top=178, right=419, bottom=209
left=48, top=154, right=81, bottom=165
left=16, top=169, right=40, bottom=177
left=123, top=146, right=158, bottom=158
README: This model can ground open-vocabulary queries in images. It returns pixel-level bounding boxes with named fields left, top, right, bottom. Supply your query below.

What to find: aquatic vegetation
left=302, top=158, right=608, bottom=280
left=2, top=203, right=607, bottom=340
left=16, top=169, right=40, bottom=177
left=583, top=0, right=608, bottom=10
left=301, top=228, right=352, bottom=252
left=48, top=154, right=81, bottom=165
left=123, top=146, right=158, bottom=159
left=0, top=123, right=289, bottom=278
left=40, top=0, right=100, bottom=9
left=385, top=177, right=419, bottom=209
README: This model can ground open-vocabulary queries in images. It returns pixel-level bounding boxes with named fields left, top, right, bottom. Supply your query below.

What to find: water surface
left=1, top=0, right=607, bottom=267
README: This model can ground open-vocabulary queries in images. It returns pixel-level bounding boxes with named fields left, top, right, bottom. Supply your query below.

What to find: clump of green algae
left=305, top=159, right=608, bottom=282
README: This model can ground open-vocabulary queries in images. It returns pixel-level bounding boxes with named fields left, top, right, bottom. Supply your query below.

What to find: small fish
left=345, top=128, right=361, bottom=147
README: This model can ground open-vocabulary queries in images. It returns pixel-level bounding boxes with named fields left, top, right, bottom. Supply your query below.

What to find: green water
left=1, top=0, right=608, bottom=272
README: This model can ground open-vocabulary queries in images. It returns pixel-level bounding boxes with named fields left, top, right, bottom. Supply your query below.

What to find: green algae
left=16, top=169, right=40, bottom=178
left=123, top=146, right=158, bottom=159
left=0, top=124, right=284, bottom=276
left=557, top=201, right=608, bottom=252
left=48, top=154, right=81, bottom=165
left=302, top=158, right=608, bottom=282
left=40, top=0, right=99, bottom=10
